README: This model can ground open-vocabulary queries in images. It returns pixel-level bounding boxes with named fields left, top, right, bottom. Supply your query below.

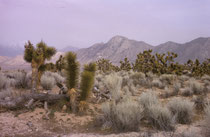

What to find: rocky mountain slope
left=76, top=36, right=210, bottom=64
left=0, top=36, right=209, bottom=70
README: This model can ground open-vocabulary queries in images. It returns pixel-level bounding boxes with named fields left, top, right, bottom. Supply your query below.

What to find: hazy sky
left=0, top=0, right=210, bottom=49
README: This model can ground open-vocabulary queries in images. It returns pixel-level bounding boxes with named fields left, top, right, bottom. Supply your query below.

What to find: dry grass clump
left=147, top=104, right=174, bottom=131
left=101, top=98, right=143, bottom=131
left=201, top=75, right=210, bottom=82
left=40, top=74, right=56, bottom=90
left=167, top=97, right=194, bottom=124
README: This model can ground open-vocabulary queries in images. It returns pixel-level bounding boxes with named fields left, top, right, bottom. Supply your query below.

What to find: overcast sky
left=0, top=0, right=210, bottom=49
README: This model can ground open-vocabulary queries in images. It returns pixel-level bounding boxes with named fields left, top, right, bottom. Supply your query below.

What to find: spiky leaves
left=24, top=41, right=34, bottom=63
left=80, top=63, right=96, bottom=101
left=65, top=52, right=80, bottom=89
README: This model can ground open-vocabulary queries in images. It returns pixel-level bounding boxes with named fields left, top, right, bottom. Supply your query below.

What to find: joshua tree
left=65, top=52, right=80, bottom=90
left=24, top=41, right=56, bottom=92
left=80, top=63, right=96, bottom=101
left=120, top=57, right=131, bottom=71
left=65, top=52, right=80, bottom=113
left=56, top=55, right=65, bottom=72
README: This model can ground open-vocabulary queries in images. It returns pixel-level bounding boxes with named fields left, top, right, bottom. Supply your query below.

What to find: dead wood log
left=0, top=93, right=68, bottom=110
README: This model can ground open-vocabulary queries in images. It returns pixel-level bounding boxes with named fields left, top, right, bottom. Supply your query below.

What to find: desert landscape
left=1, top=0, right=210, bottom=137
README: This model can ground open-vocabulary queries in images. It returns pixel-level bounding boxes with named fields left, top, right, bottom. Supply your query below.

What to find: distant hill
left=153, top=37, right=210, bottom=63
left=76, top=36, right=210, bottom=64
left=59, top=46, right=79, bottom=52
left=0, top=44, right=24, bottom=57
left=0, top=36, right=210, bottom=70
left=76, top=36, right=153, bottom=64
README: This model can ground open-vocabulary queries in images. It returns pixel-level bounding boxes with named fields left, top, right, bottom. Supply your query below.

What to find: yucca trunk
left=31, top=60, right=39, bottom=92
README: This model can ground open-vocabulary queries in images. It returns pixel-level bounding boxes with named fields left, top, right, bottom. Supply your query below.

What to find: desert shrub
left=152, top=79, right=165, bottom=89
left=104, top=73, right=122, bottom=101
left=160, top=74, right=176, bottom=85
left=101, top=98, right=143, bottom=131
left=40, top=75, right=55, bottom=90
left=0, top=89, right=12, bottom=99
left=138, top=90, right=160, bottom=109
left=13, top=71, right=29, bottom=88
left=189, top=80, right=204, bottom=94
left=167, top=97, right=194, bottom=124
left=179, top=75, right=190, bottom=82
left=0, top=73, right=9, bottom=90
left=147, top=104, right=174, bottom=131
left=173, top=82, right=181, bottom=94
left=181, top=87, right=193, bottom=96
left=192, top=95, right=207, bottom=111
left=203, top=103, right=210, bottom=137
left=201, top=75, right=210, bottom=82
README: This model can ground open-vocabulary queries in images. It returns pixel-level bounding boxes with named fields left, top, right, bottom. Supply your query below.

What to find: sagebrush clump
left=167, top=97, right=194, bottom=124
left=102, top=98, right=143, bottom=131
left=40, top=75, right=55, bottom=90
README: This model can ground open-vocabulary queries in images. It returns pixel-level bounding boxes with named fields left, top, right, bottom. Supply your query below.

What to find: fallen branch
left=0, top=93, right=68, bottom=110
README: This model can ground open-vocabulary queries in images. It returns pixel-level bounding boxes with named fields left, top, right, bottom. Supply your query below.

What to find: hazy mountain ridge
left=76, top=36, right=210, bottom=64
left=0, top=36, right=210, bottom=70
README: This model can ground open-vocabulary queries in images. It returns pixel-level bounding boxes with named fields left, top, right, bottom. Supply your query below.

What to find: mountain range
left=0, top=36, right=210, bottom=70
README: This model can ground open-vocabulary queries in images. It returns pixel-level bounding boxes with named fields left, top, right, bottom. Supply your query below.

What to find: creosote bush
left=167, top=97, right=194, bottom=124
left=40, top=75, right=55, bottom=90
left=102, top=98, right=143, bottom=131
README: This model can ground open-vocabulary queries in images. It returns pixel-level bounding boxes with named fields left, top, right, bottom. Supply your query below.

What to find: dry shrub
left=189, top=80, right=204, bottom=95
left=167, top=97, right=194, bottom=124
left=203, top=103, right=210, bottom=137
left=181, top=87, right=193, bottom=96
left=138, top=90, right=160, bottom=109
left=0, top=73, right=9, bottom=90
left=104, top=73, right=122, bottom=101
left=147, top=104, right=174, bottom=131
left=152, top=79, right=165, bottom=89
left=101, top=98, right=143, bottom=131
left=41, top=75, right=55, bottom=90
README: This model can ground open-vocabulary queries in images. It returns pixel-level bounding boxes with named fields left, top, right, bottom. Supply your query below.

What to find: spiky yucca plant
left=65, top=52, right=80, bottom=90
left=80, top=71, right=94, bottom=101
left=24, top=41, right=56, bottom=92
left=80, top=63, right=96, bottom=101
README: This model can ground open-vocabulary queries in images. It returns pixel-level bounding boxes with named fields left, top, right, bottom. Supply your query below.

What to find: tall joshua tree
left=24, top=40, right=56, bottom=92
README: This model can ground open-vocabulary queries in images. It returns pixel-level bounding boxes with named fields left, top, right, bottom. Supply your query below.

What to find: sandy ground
left=0, top=108, right=205, bottom=137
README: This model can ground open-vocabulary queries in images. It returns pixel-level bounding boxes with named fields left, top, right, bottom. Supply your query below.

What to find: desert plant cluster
left=0, top=41, right=210, bottom=136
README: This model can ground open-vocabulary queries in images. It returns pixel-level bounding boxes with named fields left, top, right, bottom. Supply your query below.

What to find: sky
left=0, top=0, right=210, bottom=49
